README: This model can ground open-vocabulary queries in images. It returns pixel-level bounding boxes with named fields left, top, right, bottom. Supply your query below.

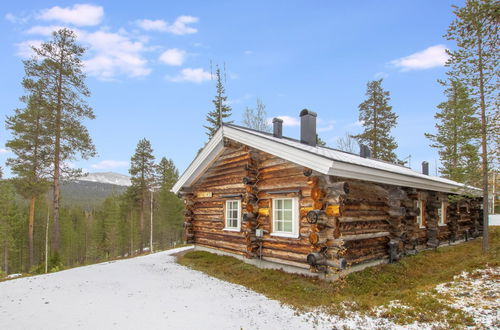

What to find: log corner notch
left=242, top=149, right=261, bottom=258
left=182, top=192, right=195, bottom=243
left=307, top=176, right=349, bottom=272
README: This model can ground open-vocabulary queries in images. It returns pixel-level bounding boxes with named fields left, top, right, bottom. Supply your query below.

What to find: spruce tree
left=242, top=98, right=271, bottom=132
left=204, top=65, right=233, bottom=138
left=129, top=138, right=155, bottom=253
left=352, top=79, right=399, bottom=162
left=445, top=0, right=499, bottom=252
left=23, top=28, right=96, bottom=254
left=5, top=84, right=52, bottom=269
left=425, top=79, right=481, bottom=185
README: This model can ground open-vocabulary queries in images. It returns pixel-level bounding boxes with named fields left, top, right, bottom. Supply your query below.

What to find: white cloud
left=81, top=30, right=151, bottom=79
left=15, top=39, right=43, bottom=58
left=317, top=120, right=335, bottom=132
left=5, top=13, right=30, bottom=24
left=91, top=160, right=129, bottom=170
left=136, top=16, right=198, bottom=35
left=243, top=50, right=253, bottom=55
left=38, top=4, right=104, bottom=27
left=167, top=16, right=198, bottom=35
left=159, top=48, right=186, bottom=66
left=136, top=19, right=167, bottom=31
left=275, top=116, right=300, bottom=127
left=168, top=68, right=211, bottom=83
left=374, top=72, right=389, bottom=79
left=391, top=45, right=449, bottom=71
left=25, top=26, right=151, bottom=79
left=0, top=148, right=10, bottom=154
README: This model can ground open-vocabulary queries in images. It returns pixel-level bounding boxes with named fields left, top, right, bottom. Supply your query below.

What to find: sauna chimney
left=360, top=144, right=371, bottom=158
left=300, top=109, right=317, bottom=147
left=272, top=117, right=283, bottom=138
left=422, top=161, right=429, bottom=175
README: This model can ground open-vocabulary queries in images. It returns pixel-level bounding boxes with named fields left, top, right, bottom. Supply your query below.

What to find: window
left=272, top=198, right=299, bottom=238
left=224, top=200, right=241, bottom=231
left=438, top=202, right=447, bottom=226
left=416, top=200, right=426, bottom=228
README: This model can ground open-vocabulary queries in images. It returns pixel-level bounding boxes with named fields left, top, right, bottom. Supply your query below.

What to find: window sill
left=438, top=224, right=447, bottom=227
left=270, top=232, right=299, bottom=239
left=223, top=228, right=240, bottom=232
left=419, top=225, right=426, bottom=229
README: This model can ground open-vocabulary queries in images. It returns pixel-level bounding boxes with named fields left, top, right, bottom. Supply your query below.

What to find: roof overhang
left=172, top=125, right=481, bottom=196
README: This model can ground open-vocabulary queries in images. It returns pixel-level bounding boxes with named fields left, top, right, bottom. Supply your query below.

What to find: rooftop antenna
left=402, top=154, right=411, bottom=168
left=209, top=60, right=213, bottom=80
left=224, top=62, right=227, bottom=84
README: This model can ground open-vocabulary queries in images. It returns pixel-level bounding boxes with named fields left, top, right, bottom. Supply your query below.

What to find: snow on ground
left=0, top=247, right=497, bottom=329
left=435, top=267, right=500, bottom=328
left=0, top=247, right=368, bottom=330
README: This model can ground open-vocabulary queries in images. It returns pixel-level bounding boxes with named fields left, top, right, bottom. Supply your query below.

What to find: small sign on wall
left=196, top=191, right=213, bottom=198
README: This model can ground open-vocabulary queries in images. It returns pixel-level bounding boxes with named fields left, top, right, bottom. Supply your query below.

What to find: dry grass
left=178, top=227, right=499, bottom=326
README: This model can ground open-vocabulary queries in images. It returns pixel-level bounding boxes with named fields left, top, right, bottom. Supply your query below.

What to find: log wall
left=181, top=139, right=483, bottom=274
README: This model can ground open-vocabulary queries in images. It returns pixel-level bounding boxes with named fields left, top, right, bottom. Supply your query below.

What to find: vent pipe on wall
left=300, top=109, right=317, bottom=147
left=272, top=118, right=283, bottom=138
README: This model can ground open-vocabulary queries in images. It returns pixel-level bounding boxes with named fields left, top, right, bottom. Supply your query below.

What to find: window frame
left=438, top=201, right=447, bottom=226
left=416, top=199, right=426, bottom=229
left=271, top=197, right=299, bottom=238
left=224, top=199, right=241, bottom=232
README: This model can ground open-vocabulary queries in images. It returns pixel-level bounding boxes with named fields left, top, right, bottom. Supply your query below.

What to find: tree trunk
left=477, top=30, right=489, bottom=253
left=52, top=53, right=64, bottom=254
left=28, top=196, right=36, bottom=269
left=140, top=197, right=145, bottom=253
left=3, top=241, right=8, bottom=274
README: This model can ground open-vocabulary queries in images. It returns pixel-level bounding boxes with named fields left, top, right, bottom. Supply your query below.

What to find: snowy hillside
left=1, top=248, right=497, bottom=329
left=0, top=248, right=339, bottom=329
left=78, top=171, right=131, bottom=186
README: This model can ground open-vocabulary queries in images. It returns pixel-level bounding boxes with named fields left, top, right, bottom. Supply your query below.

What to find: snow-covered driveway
left=0, top=247, right=334, bottom=329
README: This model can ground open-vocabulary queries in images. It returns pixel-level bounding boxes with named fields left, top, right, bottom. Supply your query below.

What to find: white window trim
left=416, top=200, right=426, bottom=229
left=223, top=200, right=241, bottom=231
left=271, top=197, right=299, bottom=239
left=438, top=202, right=447, bottom=226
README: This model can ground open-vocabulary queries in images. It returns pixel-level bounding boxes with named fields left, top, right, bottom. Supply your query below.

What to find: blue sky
left=0, top=1, right=463, bottom=178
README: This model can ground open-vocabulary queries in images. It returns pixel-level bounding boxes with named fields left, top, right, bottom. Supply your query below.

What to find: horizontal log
left=341, top=232, right=390, bottom=241
left=338, top=216, right=389, bottom=223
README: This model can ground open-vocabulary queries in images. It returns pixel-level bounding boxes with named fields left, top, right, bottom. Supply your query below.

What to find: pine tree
left=204, top=65, right=233, bottom=138
left=0, top=180, right=23, bottom=274
left=445, top=0, right=499, bottom=252
left=156, top=157, right=183, bottom=249
left=129, top=138, right=155, bottom=253
left=5, top=83, right=52, bottom=269
left=156, top=157, right=179, bottom=189
left=242, top=98, right=271, bottom=132
left=425, top=79, right=481, bottom=185
left=23, top=28, right=96, bottom=254
left=352, top=79, right=399, bottom=162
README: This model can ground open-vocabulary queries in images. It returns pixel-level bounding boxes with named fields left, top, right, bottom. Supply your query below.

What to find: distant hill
left=61, top=180, right=127, bottom=209
left=59, top=172, right=131, bottom=208
left=78, top=172, right=131, bottom=186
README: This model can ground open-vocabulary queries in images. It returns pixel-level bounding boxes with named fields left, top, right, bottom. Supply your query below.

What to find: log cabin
left=172, top=110, right=483, bottom=278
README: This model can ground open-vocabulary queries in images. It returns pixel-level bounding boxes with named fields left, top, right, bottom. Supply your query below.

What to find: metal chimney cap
left=272, top=117, right=283, bottom=123
left=299, top=109, right=317, bottom=117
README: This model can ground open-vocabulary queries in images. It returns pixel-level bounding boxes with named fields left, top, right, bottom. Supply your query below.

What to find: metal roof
left=172, top=124, right=480, bottom=195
